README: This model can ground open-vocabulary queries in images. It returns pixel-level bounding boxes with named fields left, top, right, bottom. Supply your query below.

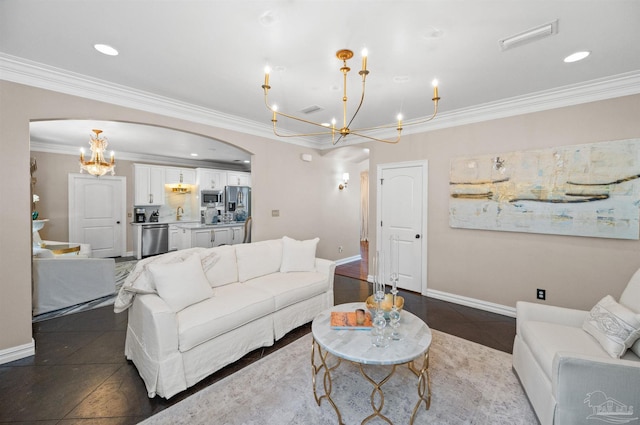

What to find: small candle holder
left=388, top=235, right=402, bottom=340
left=388, top=279, right=402, bottom=340
left=371, top=251, right=389, bottom=348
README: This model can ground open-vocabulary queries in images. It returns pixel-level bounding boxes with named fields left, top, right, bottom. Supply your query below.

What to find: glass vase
left=388, top=235, right=402, bottom=340
left=371, top=250, right=389, bottom=348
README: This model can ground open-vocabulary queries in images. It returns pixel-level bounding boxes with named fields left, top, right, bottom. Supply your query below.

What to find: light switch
left=272, top=210, right=280, bottom=217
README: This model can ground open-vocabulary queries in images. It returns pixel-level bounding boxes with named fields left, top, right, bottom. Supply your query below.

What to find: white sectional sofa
left=513, top=268, right=640, bottom=425
left=114, top=237, right=335, bottom=399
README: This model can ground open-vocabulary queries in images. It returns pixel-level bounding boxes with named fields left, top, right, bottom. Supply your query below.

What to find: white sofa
left=115, top=237, right=335, bottom=399
left=513, top=269, right=640, bottom=425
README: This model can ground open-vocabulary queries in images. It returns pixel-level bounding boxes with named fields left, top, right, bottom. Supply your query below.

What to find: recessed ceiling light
left=94, top=44, right=119, bottom=56
left=243, top=160, right=250, bottom=164
left=190, top=153, right=198, bottom=157
left=564, top=51, right=590, bottom=63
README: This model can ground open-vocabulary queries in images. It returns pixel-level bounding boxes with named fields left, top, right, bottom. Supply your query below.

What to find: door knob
left=415, top=234, right=420, bottom=239
left=117, top=221, right=121, bottom=224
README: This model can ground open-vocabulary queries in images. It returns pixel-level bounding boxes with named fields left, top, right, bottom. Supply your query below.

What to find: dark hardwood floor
left=0, top=255, right=515, bottom=424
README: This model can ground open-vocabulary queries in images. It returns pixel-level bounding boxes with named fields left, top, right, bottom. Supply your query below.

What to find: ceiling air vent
left=499, top=20, right=558, bottom=51
left=301, top=105, right=324, bottom=114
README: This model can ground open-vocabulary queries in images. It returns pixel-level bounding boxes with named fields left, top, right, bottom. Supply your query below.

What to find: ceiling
left=2, top=1, right=640, bottom=163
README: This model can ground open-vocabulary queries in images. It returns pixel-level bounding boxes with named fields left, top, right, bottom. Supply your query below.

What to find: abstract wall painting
left=449, top=138, right=640, bottom=239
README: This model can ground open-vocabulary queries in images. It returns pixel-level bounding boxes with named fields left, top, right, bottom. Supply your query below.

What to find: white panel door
left=377, top=161, right=427, bottom=294
left=69, top=174, right=126, bottom=258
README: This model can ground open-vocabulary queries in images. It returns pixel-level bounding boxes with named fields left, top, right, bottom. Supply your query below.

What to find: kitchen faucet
left=176, top=206, right=184, bottom=221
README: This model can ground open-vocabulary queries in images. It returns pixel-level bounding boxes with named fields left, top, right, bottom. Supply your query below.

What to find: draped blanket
left=113, top=248, right=219, bottom=313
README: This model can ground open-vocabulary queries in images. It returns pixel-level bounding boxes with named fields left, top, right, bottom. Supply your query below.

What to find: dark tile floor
left=0, top=273, right=515, bottom=424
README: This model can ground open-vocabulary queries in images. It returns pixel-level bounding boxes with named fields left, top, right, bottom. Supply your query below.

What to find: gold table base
left=311, top=337, right=431, bottom=425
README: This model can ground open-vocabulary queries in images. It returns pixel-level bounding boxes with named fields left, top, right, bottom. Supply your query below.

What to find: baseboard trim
left=426, top=288, right=516, bottom=318
left=358, top=280, right=516, bottom=318
left=335, top=255, right=361, bottom=266
left=0, top=339, right=35, bottom=365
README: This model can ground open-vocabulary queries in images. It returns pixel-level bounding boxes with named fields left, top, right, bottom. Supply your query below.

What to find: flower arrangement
left=32, top=194, right=40, bottom=220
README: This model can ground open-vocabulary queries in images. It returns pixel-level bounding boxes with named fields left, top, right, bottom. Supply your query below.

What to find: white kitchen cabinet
left=229, top=226, right=244, bottom=245
left=196, top=168, right=228, bottom=190
left=191, top=228, right=215, bottom=248
left=214, top=227, right=230, bottom=246
left=134, top=164, right=165, bottom=206
left=176, top=228, right=191, bottom=251
left=168, top=224, right=179, bottom=251
left=189, top=227, right=231, bottom=248
left=165, top=167, right=196, bottom=185
left=226, top=171, right=251, bottom=187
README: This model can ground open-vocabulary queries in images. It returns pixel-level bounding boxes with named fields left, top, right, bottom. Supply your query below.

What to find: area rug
left=139, top=330, right=538, bottom=425
left=32, top=259, right=137, bottom=322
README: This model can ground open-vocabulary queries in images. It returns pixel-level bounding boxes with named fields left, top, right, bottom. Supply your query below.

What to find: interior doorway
left=376, top=160, right=428, bottom=294
left=68, top=173, right=126, bottom=258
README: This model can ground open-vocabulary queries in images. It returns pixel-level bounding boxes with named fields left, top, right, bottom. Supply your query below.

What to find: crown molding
left=0, top=53, right=319, bottom=149
left=29, top=140, right=250, bottom=171
left=3, top=53, right=640, bottom=150
left=375, top=70, right=640, bottom=139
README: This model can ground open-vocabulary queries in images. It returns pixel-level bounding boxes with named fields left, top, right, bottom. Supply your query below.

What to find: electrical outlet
left=271, top=210, right=280, bottom=217
left=338, top=246, right=343, bottom=253
left=537, top=289, right=546, bottom=300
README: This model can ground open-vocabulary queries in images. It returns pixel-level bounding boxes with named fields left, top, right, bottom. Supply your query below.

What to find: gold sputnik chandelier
left=262, top=49, right=441, bottom=145
left=79, top=129, right=116, bottom=177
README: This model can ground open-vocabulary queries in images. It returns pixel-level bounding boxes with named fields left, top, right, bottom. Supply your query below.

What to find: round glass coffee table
left=311, top=302, right=432, bottom=425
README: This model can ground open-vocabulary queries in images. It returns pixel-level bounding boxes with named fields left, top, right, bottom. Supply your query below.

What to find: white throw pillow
left=204, top=245, right=239, bottom=287
left=148, top=253, right=214, bottom=312
left=582, top=295, right=640, bottom=358
left=235, top=239, right=283, bottom=282
left=280, top=236, right=319, bottom=273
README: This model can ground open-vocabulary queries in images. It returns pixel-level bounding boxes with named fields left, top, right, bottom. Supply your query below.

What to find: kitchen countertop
left=174, top=222, right=246, bottom=229
left=130, top=220, right=199, bottom=226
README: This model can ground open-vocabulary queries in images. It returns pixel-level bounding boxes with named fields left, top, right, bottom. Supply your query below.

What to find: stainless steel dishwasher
left=141, top=223, right=169, bottom=257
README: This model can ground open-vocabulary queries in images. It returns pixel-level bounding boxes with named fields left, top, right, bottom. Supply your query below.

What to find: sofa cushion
left=242, top=271, right=329, bottom=310
left=521, top=321, right=611, bottom=379
left=203, top=245, right=238, bottom=287
left=176, top=283, right=274, bottom=352
left=280, top=236, right=319, bottom=272
left=582, top=295, right=640, bottom=358
left=235, top=239, right=283, bottom=282
left=149, top=254, right=214, bottom=312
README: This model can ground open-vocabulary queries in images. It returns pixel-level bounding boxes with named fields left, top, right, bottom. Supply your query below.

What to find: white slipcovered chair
left=513, top=269, right=640, bottom=425
left=32, top=241, right=116, bottom=316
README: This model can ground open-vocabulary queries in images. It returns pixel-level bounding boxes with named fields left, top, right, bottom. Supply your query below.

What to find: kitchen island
left=174, top=222, right=246, bottom=249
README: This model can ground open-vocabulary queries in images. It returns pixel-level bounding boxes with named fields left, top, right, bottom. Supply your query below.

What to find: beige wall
left=4, top=77, right=639, bottom=359
left=368, top=94, right=640, bottom=311
left=0, top=80, right=361, bottom=356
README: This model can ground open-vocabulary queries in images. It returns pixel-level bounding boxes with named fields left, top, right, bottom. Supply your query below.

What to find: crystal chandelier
left=79, top=129, right=115, bottom=176
left=262, top=49, right=441, bottom=145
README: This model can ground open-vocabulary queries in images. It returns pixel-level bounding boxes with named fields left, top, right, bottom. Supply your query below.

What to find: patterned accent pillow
left=582, top=295, right=640, bottom=358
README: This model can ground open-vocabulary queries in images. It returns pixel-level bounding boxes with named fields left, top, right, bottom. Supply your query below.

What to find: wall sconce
left=339, top=173, right=350, bottom=190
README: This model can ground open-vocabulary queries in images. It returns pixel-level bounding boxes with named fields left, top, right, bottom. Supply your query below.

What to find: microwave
left=201, top=190, right=223, bottom=207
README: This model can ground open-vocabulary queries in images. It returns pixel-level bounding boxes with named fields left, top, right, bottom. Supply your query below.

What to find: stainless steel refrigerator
left=225, top=186, right=251, bottom=221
